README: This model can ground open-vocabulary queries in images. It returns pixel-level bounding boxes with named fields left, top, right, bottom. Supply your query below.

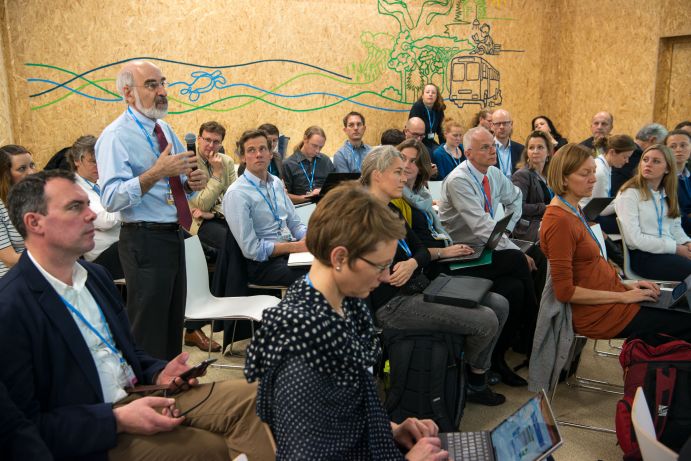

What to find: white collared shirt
left=494, top=138, right=513, bottom=177
left=28, top=251, right=131, bottom=402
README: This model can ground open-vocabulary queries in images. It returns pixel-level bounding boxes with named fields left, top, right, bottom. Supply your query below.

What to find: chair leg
left=550, top=337, right=620, bottom=434
left=592, top=339, right=620, bottom=358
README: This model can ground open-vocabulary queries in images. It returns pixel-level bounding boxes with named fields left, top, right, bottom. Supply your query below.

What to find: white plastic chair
left=632, top=387, right=679, bottom=461
left=616, top=218, right=670, bottom=283
left=427, top=180, right=443, bottom=201
left=184, top=236, right=280, bottom=367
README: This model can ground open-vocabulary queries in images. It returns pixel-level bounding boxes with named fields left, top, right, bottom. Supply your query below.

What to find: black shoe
left=488, top=370, right=501, bottom=386
left=491, top=358, right=528, bottom=387
left=467, top=386, right=506, bottom=406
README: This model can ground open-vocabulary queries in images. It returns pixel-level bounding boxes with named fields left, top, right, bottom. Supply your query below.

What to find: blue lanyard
left=305, top=273, right=314, bottom=288
left=243, top=174, right=284, bottom=225
left=650, top=188, right=665, bottom=237
left=444, top=145, right=461, bottom=167
left=127, top=107, right=161, bottom=158
left=268, top=161, right=276, bottom=176
left=81, top=176, right=101, bottom=195
left=596, top=156, right=611, bottom=196
left=299, top=158, right=317, bottom=191
left=60, top=295, right=124, bottom=364
left=398, top=239, right=412, bottom=258
left=466, top=163, right=494, bottom=218
left=495, top=141, right=512, bottom=177
left=680, top=174, right=691, bottom=197
left=425, top=107, right=435, bottom=132
left=557, top=195, right=604, bottom=258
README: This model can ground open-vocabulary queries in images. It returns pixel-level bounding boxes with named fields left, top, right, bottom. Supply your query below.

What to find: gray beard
left=133, top=89, right=168, bottom=120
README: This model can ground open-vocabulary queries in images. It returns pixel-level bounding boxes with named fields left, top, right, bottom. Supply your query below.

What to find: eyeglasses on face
left=358, top=256, right=392, bottom=273
left=134, top=80, right=167, bottom=91
left=201, top=137, right=222, bottom=147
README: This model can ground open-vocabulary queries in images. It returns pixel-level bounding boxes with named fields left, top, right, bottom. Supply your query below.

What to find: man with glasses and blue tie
left=96, top=60, right=208, bottom=361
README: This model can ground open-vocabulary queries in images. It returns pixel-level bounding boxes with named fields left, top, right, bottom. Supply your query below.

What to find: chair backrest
left=185, top=236, right=213, bottom=307
left=632, top=387, right=679, bottom=461
left=428, top=180, right=442, bottom=201
left=294, top=202, right=316, bottom=226
left=617, top=217, right=642, bottom=280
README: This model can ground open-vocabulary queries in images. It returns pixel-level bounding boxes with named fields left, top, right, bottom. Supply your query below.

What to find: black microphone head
left=184, top=133, right=196, bottom=144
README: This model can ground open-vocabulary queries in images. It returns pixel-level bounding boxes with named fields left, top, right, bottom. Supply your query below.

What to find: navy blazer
left=0, top=253, right=166, bottom=461
left=509, top=140, right=524, bottom=174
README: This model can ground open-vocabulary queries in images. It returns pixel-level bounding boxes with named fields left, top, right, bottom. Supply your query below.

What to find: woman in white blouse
left=581, top=134, right=635, bottom=233
left=68, top=135, right=123, bottom=279
left=615, top=144, right=691, bottom=281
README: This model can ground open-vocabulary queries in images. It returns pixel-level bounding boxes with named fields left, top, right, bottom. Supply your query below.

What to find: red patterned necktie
left=153, top=123, right=192, bottom=231
left=482, top=175, right=492, bottom=213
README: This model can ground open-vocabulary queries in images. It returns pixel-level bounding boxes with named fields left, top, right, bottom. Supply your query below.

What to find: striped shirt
left=0, top=200, right=24, bottom=278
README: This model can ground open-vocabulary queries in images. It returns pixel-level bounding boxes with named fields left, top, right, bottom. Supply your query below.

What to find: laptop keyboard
left=442, top=431, right=493, bottom=461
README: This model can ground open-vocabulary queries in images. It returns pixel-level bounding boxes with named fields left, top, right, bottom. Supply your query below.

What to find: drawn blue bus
left=448, top=56, right=502, bottom=109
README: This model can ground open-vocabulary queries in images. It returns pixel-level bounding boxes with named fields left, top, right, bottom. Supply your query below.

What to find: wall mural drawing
left=26, top=0, right=521, bottom=115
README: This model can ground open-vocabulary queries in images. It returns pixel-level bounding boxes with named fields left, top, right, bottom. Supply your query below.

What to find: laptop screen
left=490, top=391, right=562, bottom=461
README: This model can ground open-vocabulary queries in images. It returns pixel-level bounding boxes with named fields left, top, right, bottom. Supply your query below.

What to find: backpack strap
left=653, top=366, right=677, bottom=438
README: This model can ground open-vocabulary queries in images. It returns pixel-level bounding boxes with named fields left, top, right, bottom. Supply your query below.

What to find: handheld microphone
left=184, top=133, right=198, bottom=171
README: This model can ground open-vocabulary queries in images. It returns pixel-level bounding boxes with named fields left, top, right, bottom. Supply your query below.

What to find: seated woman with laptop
left=361, top=145, right=510, bottom=405
left=540, top=143, right=691, bottom=341
left=244, top=183, right=447, bottom=460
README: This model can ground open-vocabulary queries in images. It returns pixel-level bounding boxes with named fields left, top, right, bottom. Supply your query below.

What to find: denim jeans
left=375, top=291, right=508, bottom=370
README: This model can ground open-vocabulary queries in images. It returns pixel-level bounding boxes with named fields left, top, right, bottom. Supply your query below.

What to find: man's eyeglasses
left=201, top=137, right=222, bottom=147
left=409, top=132, right=426, bottom=140
left=492, top=121, right=512, bottom=127
left=359, top=256, right=392, bottom=273
left=134, top=80, right=167, bottom=91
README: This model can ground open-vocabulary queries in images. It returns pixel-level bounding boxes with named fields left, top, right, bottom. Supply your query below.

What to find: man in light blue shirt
left=224, top=129, right=308, bottom=286
left=95, top=60, right=207, bottom=360
left=492, top=109, right=523, bottom=177
left=333, top=111, right=371, bottom=173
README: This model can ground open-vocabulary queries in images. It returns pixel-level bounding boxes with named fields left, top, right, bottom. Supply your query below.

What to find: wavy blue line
left=28, top=77, right=411, bottom=112
left=27, top=57, right=352, bottom=98
left=27, top=78, right=122, bottom=102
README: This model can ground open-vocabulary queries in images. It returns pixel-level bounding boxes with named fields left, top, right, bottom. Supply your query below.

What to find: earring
left=336, top=266, right=342, bottom=271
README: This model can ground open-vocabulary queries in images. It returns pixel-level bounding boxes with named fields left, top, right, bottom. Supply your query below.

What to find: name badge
left=279, top=225, right=294, bottom=242
left=427, top=133, right=435, bottom=140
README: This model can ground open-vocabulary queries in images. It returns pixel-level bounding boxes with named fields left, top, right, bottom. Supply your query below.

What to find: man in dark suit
left=491, top=109, right=523, bottom=177
left=0, top=170, right=274, bottom=461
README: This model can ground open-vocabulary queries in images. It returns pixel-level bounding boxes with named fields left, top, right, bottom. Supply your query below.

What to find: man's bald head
left=491, top=109, right=513, bottom=144
left=116, top=60, right=168, bottom=120
left=590, top=111, right=613, bottom=140
left=404, top=117, right=426, bottom=140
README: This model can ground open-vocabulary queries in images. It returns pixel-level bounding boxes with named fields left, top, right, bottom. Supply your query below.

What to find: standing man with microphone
left=96, top=60, right=208, bottom=360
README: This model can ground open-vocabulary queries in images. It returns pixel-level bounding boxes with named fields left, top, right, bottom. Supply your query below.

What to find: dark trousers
left=445, top=248, right=539, bottom=356
left=630, top=249, right=691, bottom=281
left=617, top=307, right=691, bottom=342
left=247, top=256, right=308, bottom=287
left=92, top=241, right=124, bottom=280
left=119, top=226, right=186, bottom=361
left=197, top=217, right=229, bottom=251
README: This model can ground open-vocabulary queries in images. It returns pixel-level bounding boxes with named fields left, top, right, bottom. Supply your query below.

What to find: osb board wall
left=0, top=7, right=12, bottom=147
left=0, top=0, right=688, bottom=167
left=546, top=0, right=691, bottom=144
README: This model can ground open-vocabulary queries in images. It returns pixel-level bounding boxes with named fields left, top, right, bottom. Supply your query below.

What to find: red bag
left=616, top=333, right=691, bottom=460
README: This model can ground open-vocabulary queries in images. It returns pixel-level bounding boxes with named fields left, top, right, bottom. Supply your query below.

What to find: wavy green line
left=26, top=63, right=120, bottom=98
left=30, top=78, right=116, bottom=110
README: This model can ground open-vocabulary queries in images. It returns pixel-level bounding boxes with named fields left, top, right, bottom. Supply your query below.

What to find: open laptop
left=582, top=197, right=614, bottom=221
left=439, top=213, right=513, bottom=263
left=642, top=274, right=691, bottom=309
left=308, top=172, right=360, bottom=202
left=441, top=390, right=563, bottom=461
left=509, top=238, right=535, bottom=253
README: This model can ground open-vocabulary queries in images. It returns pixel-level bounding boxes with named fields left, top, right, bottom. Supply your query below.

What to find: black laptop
left=309, top=172, right=360, bottom=202
left=582, top=197, right=614, bottom=221
left=439, top=213, right=513, bottom=263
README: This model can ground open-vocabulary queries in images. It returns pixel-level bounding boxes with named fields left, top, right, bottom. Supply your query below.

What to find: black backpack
left=382, top=330, right=466, bottom=432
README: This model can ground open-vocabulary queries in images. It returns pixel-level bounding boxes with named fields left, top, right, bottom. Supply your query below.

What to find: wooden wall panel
left=1, top=0, right=689, bottom=166
left=0, top=4, right=13, bottom=146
